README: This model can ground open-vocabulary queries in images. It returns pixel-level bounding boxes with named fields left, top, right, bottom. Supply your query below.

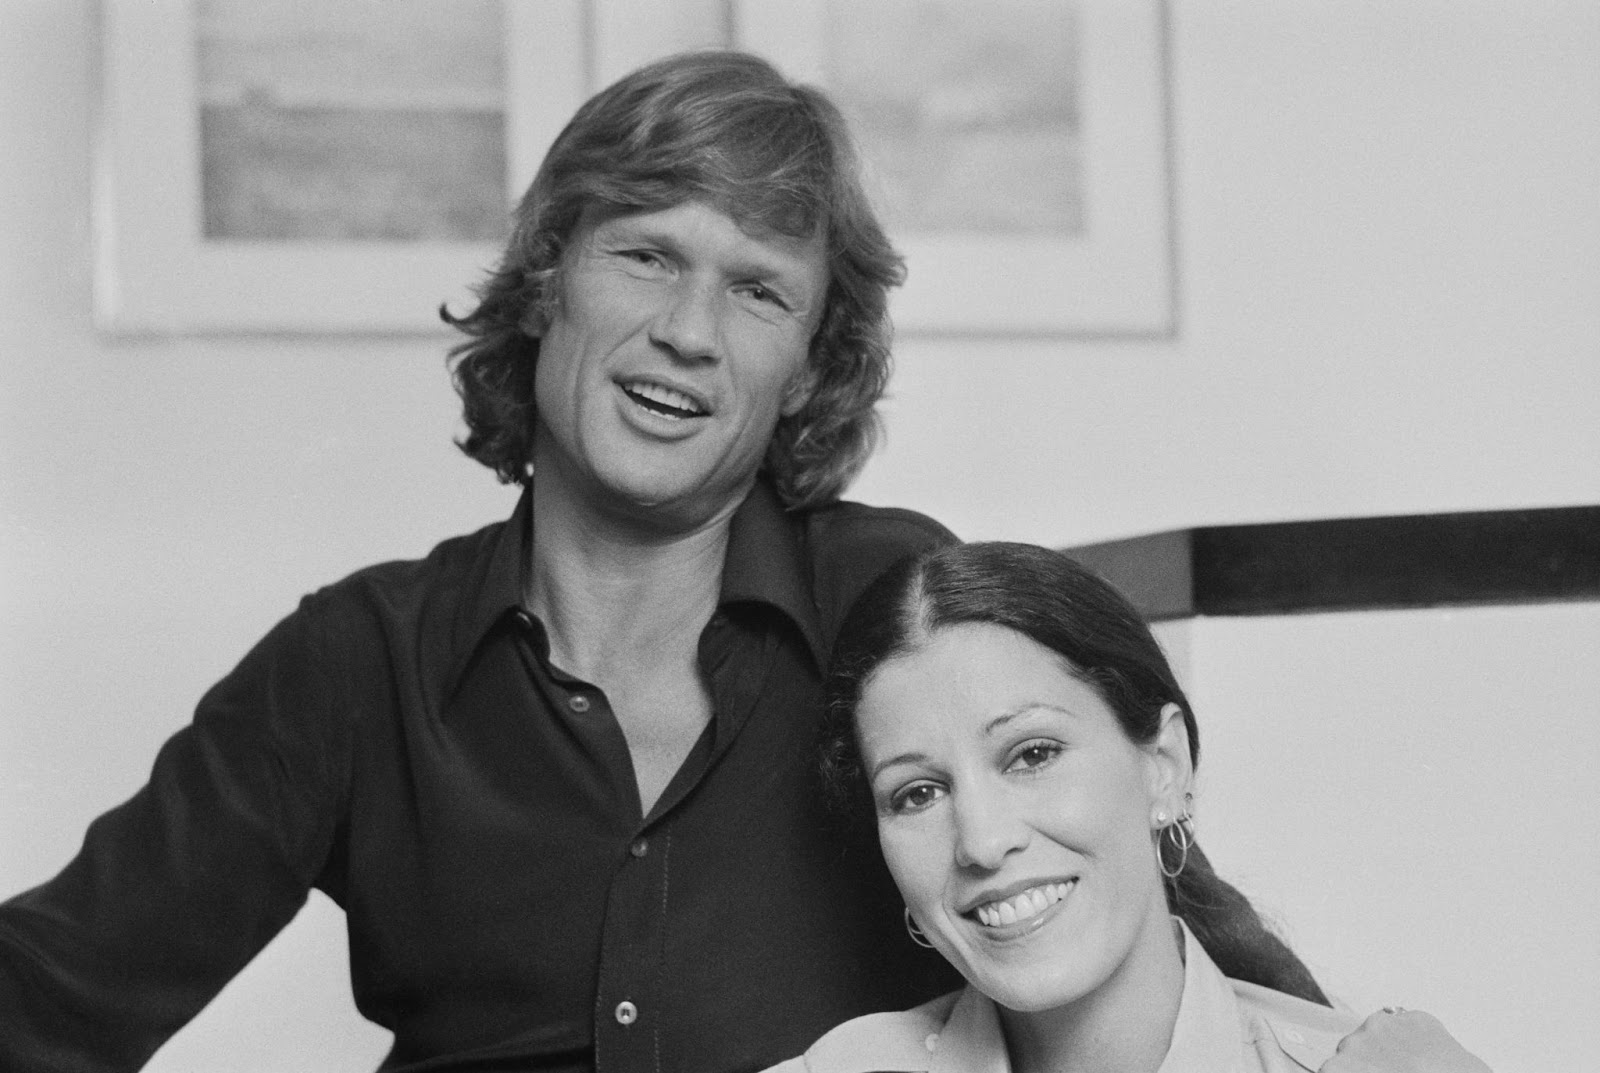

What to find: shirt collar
left=1157, top=918, right=1246, bottom=1073
left=444, top=484, right=536, bottom=694
left=927, top=920, right=1241, bottom=1073
left=929, top=986, right=1010, bottom=1073
left=445, top=479, right=826, bottom=693
left=718, top=477, right=826, bottom=667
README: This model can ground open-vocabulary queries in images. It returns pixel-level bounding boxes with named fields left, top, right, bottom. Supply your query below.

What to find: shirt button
left=614, top=1000, right=638, bottom=1026
left=924, top=1033, right=940, bottom=1053
left=568, top=694, right=591, bottom=714
left=629, top=838, right=649, bottom=858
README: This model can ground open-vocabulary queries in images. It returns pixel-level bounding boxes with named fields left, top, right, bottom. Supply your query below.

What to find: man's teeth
left=973, top=881, right=1074, bottom=928
left=624, top=381, right=705, bottom=418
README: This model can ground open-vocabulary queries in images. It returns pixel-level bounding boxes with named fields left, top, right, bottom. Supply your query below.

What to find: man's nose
left=951, top=784, right=1028, bottom=872
left=649, top=277, right=721, bottom=364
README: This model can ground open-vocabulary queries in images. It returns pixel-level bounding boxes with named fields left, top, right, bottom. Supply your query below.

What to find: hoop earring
left=1159, top=796, right=1195, bottom=880
left=904, top=907, right=936, bottom=949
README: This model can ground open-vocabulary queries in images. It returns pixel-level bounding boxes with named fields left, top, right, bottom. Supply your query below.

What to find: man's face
left=531, top=200, right=828, bottom=531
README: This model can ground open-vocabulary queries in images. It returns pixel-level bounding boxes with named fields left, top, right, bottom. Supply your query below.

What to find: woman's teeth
left=973, top=881, right=1074, bottom=928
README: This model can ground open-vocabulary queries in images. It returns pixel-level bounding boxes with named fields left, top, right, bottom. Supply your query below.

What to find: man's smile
left=619, top=378, right=710, bottom=420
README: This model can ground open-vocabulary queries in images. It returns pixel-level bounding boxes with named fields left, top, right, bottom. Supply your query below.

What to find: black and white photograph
left=2, top=2, right=1596, bottom=1072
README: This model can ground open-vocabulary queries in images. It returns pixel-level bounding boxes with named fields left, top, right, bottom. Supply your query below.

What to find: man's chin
left=591, top=473, right=752, bottom=536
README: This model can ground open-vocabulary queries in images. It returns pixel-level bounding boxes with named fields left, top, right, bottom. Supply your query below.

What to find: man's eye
left=739, top=283, right=785, bottom=308
left=619, top=249, right=664, bottom=268
left=889, top=782, right=944, bottom=814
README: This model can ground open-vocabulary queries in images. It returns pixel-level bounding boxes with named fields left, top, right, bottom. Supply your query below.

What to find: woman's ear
left=1145, top=702, right=1195, bottom=811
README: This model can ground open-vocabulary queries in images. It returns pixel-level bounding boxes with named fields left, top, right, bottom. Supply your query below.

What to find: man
left=0, top=52, right=955, bottom=1073
left=0, top=51, right=1483, bottom=1073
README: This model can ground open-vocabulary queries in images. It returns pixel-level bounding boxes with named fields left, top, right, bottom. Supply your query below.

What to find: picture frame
left=737, top=0, right=1177, bottom=337
left=92, top=1, right=593, bottom=337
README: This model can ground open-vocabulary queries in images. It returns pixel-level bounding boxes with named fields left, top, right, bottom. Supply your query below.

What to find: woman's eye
left=1007, top=741, right=1061, bottom=774
left=889, top=782, right=944, bottom=814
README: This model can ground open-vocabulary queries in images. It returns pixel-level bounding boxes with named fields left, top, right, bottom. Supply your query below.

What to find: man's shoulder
left=800, top=499, right=956, bottom=641
left=763, top=991, right=960, bottom=1073
left=1232, top=978, right=1364, bottom=1071
left=802, top=499, right=956, bottom=559
left=312, top=518, right=504, bottom=602
left=291, top=517, right=509, bottom=645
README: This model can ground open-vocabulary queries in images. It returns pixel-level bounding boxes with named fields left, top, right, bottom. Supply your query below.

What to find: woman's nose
left=951, top=785, right=1028, bottom=871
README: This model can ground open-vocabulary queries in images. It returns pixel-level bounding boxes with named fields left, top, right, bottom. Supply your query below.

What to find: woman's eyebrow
left=982, top=703, right=1077, bottom=737
left=867, top=750, right=930, bottom=782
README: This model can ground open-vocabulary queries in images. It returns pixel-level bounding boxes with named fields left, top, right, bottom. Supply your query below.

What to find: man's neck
left=526, top=476, right=738, bottom=681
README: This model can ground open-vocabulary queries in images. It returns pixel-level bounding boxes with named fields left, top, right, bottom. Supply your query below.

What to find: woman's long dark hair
left=823, top=542, right=1329, bottom=1005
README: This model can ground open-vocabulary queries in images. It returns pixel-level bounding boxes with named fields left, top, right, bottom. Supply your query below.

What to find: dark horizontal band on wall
left=1063, top=505, right=1600, bottom=621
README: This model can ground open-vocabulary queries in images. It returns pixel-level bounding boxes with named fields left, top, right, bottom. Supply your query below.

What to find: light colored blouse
left=764, top=921, right=1363, bottom=1072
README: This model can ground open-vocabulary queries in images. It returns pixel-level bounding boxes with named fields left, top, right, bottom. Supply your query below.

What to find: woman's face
left=856, top=622, right=1189, bottom=1013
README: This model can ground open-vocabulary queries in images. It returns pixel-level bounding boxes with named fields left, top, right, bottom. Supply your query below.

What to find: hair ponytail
left=1170, top=843, right=1328, bottom=1004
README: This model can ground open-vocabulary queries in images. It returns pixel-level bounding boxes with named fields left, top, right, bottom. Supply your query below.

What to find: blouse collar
left=929, top=920, right=1242, bottom=1073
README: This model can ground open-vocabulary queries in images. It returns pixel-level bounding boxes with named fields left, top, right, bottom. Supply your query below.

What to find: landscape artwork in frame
left=738, top=0, right=1176, bottom=336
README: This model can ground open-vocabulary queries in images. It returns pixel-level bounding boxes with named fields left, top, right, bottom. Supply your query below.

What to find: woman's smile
left=964, top=878, right=1077, bottom=933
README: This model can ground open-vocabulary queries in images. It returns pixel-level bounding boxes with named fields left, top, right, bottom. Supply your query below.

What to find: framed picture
left=93, top=0, right=734, bottom=336
left=95, top=1, right=545, bottom=335
left=738, top=0, right=1177, bottom=337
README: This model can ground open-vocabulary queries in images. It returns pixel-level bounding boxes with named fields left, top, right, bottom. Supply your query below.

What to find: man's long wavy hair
left=823, top=542, right=1332, bottom=1006
left=442, top=51, right=905, bottom=510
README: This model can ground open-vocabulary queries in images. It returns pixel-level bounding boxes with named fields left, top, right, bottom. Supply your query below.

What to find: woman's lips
left=969, top=879, right=1077, bottom=928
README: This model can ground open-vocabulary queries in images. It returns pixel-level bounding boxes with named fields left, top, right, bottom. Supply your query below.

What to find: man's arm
left=1323, top=1009, right=1493, bottom=1073
left=0, top=598, right=350, bottom=1071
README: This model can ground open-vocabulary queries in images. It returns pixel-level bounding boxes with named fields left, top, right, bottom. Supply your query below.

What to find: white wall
left=1166, top=603, right=1600, bottom=1073
left=2, top=1, right=1596, bottom=1070
left=856, top=0, right=1600, bottom=542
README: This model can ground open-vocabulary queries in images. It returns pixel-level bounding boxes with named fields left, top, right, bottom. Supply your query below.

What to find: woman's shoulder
left=1231, top=978, right=1366, bottom=1071
left=761, top=991, right=962, bottom=1073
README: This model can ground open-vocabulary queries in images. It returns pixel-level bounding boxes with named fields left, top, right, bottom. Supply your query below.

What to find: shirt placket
left=589, top=613, right=760, bottom=1073
left=593, top=816, right=671, bottom=1073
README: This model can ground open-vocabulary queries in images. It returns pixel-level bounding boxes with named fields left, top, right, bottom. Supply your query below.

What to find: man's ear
left=780, top=361, right=819, bottom=417
left=520, top=265, right=565, bottom=339
left=520, top=300, right=550, bottom=339
left=1145, top=702, right=1195, bottom=807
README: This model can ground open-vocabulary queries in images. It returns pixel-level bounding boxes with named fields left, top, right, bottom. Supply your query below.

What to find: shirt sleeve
left=0, top=594, right=354, bottom=1072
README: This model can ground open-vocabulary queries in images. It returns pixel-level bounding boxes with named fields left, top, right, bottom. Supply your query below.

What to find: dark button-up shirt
left=0, top=481, right=959, bottom=1073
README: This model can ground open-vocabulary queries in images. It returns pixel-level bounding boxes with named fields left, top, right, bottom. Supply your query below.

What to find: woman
left=767, top=542, right=1489, bottom=1073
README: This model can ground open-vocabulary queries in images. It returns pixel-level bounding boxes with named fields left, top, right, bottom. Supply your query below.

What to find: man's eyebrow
left=590, top=218, right=659, bottom=244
